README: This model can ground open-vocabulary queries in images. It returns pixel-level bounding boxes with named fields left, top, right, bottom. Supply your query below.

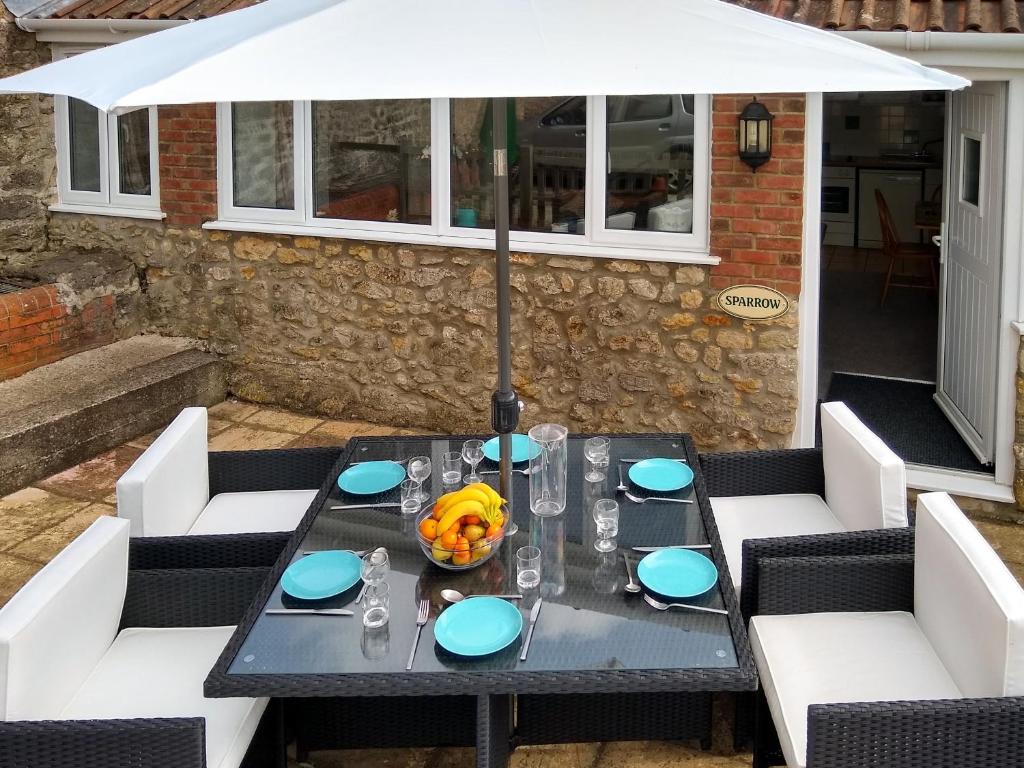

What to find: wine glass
left=408, top=455, right=431, bottom=502
left=462, top=439, right=484, bottom=484
left=583, top=436, right=611, bottom=482
left=593, top=499, right=619, bottom=553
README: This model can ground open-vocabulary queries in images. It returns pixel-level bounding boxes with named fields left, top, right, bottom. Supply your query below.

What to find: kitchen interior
left=818, top=91, right=987, bottom=473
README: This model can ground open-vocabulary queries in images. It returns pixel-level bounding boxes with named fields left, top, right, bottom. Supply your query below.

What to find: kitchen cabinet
left=858, top=169, right=923, bottom=247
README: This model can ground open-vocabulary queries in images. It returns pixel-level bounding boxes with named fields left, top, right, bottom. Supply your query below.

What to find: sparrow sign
left=716, top=284, right=790, bottom=321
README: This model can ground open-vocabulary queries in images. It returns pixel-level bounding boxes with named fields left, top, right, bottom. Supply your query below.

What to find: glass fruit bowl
left=415, top=502, right=508, bottom=572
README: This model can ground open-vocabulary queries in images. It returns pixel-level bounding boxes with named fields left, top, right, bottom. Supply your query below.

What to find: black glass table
left=206, top=434, right=756, bottom=765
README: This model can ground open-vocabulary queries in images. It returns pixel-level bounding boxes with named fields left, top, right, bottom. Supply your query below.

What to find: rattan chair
left=751, top=492, right=1024, bottom=768
left=0, top=517, right=283, bottom=768
left=117, top=408, right=340, bottom=537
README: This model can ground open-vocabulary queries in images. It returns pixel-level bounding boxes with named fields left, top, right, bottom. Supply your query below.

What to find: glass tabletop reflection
left=228, top=435, right=739, bottom=679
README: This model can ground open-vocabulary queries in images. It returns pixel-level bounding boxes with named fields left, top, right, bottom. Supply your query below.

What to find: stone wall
left=0, top=6, right=54, bottom=263
left=1016, top=333, right=1024, bottom=509
left=37, top=94, right=807, bottom=449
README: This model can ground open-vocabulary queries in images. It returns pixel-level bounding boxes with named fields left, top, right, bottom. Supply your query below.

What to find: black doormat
left=824, top=372, right=993, bottom=474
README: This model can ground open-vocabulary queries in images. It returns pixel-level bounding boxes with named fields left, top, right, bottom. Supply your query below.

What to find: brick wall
left=0, top=285, right=115, bottom=380
left=158, top=104, right=218, bottom=227
left=709, top=94, right=806, bottom=296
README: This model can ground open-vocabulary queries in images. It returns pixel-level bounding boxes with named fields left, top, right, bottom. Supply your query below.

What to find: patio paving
left=0, top=398, right=1022, bottom=767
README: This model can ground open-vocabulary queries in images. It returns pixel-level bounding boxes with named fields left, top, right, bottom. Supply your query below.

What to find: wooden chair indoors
left=876, top=188, right=939, bottom=306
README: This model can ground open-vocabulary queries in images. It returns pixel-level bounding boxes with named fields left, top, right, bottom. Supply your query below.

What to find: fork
left=623, top=490, right=693, bottom=505
left=407, top=598, right=430, bottom=670
left=616, top=463, right=628, bottom=492
left=644, top=594, right=728, bottom=615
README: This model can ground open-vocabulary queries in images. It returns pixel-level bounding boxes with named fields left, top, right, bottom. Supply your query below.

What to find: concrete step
left=0, top=335, right=225, bottom=496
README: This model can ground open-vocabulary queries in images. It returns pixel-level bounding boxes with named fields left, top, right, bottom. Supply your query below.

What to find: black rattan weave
left=0, top=718, right=206, bottom=768
left=699, top=448, right=825, bottom=499
left=120, top=567, right=271, bottom=629
left=208, top=446, right=342, bottom=496
left=129, top=532, right=290, bottom=570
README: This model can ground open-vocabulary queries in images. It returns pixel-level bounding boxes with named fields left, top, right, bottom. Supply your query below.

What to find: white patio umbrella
left=0, top=0, right=968, bottom=503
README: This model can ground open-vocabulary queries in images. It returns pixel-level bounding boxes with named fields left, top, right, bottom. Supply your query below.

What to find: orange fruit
left=419, top=519, right=438, bottom=540
left=464, top=515, right=481, bottom=525
left=446, top=522, right=461, bottom=536
left=455, top=537, right=470, bottom=553
left=441, top=529, right=459, bottom=547
left=485, top=524, right=502, bottom=539
left=431, top=506, right=443, bottom=521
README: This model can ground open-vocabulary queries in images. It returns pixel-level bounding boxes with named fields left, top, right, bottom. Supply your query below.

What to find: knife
left=633, top=545, right=712, bottom=552
left=264, top=608, right=353, bottom=616
left=519, top=598, right=543, bottom=662
left=330, top=503, right=402, bottom=511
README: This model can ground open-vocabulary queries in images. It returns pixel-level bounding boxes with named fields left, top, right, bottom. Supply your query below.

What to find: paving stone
left=0, top=554, right=42, bottom=607
left=209, top=399, right=261, bottom=423
left=0, top=488, right=90, bottom=552
left=974, top=519, right=1024, bottom=565
left=36, top=445, right=144, bottom=503
left=244, top=408, right=325, bottom=435
left=8, top=503, right=115, bottom=563
left=128, top=416, right=234, bottom=450
left=595, top=741, right=750, bottom=767
left=299, top=748, right=436, bottom=768
left=310, top=420, right=398, bottom=441
left=207, top=426, right=297, bottom=452
left=287, top=431, right=348, bottom=449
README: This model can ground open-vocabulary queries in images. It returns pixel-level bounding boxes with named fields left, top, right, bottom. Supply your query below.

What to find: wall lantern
left=738, top=98, right=774, bottom=171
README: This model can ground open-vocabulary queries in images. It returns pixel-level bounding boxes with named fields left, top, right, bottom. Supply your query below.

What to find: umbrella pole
left=490, top=97, right=518, bottom=516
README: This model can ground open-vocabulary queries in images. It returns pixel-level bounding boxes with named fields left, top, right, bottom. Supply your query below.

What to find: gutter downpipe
left=837, top=30, right=1024, bottom=53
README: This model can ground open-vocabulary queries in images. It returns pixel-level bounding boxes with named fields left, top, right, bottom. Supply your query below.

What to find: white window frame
left=51, top=46, right=162, bottom=219
left=212, top=95, right=715, bottom=264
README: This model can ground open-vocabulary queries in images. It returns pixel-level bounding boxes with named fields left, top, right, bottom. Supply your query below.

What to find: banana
left=437, top=499, right=486, bottom=534
left=434, top=486, right=491, bottom=517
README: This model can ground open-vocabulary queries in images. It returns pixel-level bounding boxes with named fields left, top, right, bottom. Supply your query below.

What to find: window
left=53, top=49, right=160, bottom=217
left=961, top=134, right=982, bottom=209
left=216, top=95, right=710, bottom=260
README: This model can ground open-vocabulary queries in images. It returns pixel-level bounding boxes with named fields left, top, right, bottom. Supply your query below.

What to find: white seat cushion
left=821, top=401, right=908, bottom=530
left=914, top=492, right=1024, bottom=697
left=117, top=407, right=210, bottom=537
left=61, top=626, right=267, bottom=768
left=0, top=517, right=130, bottom=721
left=751, top=611, right=962, bottom=768
left=710, top=494, right=844, bottom=591
left=187, top=489, right=318, bottom=535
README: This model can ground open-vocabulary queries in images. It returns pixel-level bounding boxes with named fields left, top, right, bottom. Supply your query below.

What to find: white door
left=935, top=82, right=1006, bottom=464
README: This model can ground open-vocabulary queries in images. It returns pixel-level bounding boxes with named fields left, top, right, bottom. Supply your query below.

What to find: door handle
left=657, top=123, right=671, bottom=132
left=573, top=129, right=586, bottom=138
left=932, top=235, right=943, bottom=247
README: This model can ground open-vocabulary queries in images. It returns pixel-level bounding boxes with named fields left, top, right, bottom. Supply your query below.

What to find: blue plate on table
left=637, top=548, right=718, bottom=599
left=628, top=458, right=694, bottom=493
left=434, top=597, right=524, bottom=657
left=482, top=434, right=541, bottom=464
left=337, top=461, right=406, bottom=495
left=281, top=550, right=362, bottom=600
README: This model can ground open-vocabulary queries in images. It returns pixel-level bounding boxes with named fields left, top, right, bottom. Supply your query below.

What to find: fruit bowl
left=415, top=484, right=509, bottom=571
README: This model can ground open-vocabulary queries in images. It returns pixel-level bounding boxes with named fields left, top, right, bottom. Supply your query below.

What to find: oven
left=821, top=166, right=855, bottom=246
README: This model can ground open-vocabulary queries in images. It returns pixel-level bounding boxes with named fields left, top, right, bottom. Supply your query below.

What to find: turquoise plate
left=337, top=461, right=406, bottom=495
left=637, top=548, right=718, bottom=599
left=434, top=597, right=524, bottom=657
left=482, top=434, right=541, bottom=464
left=281, top=550, right=361, bottom=600
left=628, top=458, right=694, bottom=493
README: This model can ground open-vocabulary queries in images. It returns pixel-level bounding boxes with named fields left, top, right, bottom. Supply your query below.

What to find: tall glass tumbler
left=528, top=423, right=568, bottom=517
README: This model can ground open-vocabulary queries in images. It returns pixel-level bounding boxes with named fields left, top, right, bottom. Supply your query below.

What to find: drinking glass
left=441, top=451, right=462, bottom=486
left=400, top=479, right=421, bottom=515
left=583, top=436, right=611, bottom=482
left=361, top=548, right=390, bottom=587
left=462, top=439, right=485, bottom=484
left=528, top=424, right=568, bottom=517
left=593, top=499, right=619, bottom=553
left=408, top=455, right=431, bottom=502
left=362, top=582, right=390, bottom=628
left=516, top=545, right=542, bottom=590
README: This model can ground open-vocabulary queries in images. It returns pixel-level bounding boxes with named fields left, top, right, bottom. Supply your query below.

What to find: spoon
left=440, top=589, right=523, bottom=604
left=622, top=553, right=641, bottom=594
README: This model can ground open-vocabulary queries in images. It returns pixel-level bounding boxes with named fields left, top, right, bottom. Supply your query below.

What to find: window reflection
left=232, top=102, right=294, bottom=209
left=313, top=100, right=432, bottom=224
left=606, top=94, right=696, bottom=233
